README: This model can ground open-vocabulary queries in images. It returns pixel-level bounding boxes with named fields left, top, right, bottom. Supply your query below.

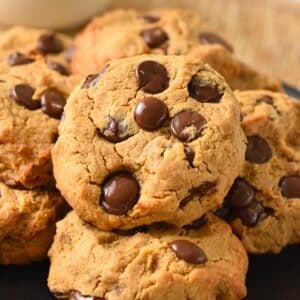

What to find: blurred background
left=0, top=0, right=299, bottom=87
left=113, top=0, right=300, bottom=88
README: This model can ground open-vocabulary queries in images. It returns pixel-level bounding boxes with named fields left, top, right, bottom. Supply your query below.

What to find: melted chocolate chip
left=180, top=181, right=216, bottom=208
left=171, top=110, right=206, bottom=142
left=47, top=61, right=70, bottom=76
left=279, top=175, right=300, bottom=198
left=246, top=135, right=272, bottom=164
left=183, top=214, right=208, bottom=229
left=225, top=178, right=255, bottom=208
left=140, top=27, right=168, bottom=48
left=136, top=60, right=169, bottom=94
left=36, top=33, right=63, bottom=54
left=199, top=32, right=233, bottom=52
left=69, top=290, right=103, bottom=300
left=214, top=206, right=231, bottom=219
left=169, top=240, right=207, bottom=264
left=41, top=89, right=66, bottom=119
left=101, top=172, right=140, bottom=215
left=99, top=117, right=128, bottom=143
left=184, top=147, right=195, bottom=167
left=188, top=77, right=223, bottom=103
left=113, top=225, right=148, bottom=236
left=256, top=95, right=274, bottom=105
left=134, top=97, right=168, bottom=131
left=232, top=198, right=268, bottom=227
left=6, top=51, right=34, bottom=66
left=10, top=84, right=41, bottom=110
left=142, top=14, right=160, bottom=23
left=82, top=73, right=100, bottom=89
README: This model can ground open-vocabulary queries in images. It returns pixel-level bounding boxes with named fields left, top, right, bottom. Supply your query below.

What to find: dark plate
left=1, top=86, right=299, bottom=300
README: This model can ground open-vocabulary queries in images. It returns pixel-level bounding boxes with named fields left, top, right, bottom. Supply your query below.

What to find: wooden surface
left=113, top=0, right=300, bottom=88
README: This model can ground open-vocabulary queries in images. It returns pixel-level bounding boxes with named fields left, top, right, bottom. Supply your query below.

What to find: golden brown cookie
left=48, top=212, right=248, bottom=300
left=71, top=9, right=281, bottom=92
left=216, top=90, right=300, bottom=253
left=188, top=45, right=281, bottom=92
left=0, top=59, right=79, bottom=189
left=52, top=54, right=246, bottom=230
left=0, top=182, right=66, bottom=265
left=0, top=26, right=72, bottom=74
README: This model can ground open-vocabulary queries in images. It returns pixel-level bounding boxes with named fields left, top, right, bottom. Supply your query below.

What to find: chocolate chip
left=113, top=225, right=148, bottom=236
left=232, top=198, right=268, bottom=227
left=47, top=61, right=70, bottom=76
left=136, top=60, right=169, bottom=94
left=183, top=214, right=208, bottom=229
left=246, top=135, right=272, bottom=164
left=140, top=27, right=168, bottom=48
left=225, top=178, right=255, bottom=208
left=180, top=181, right=216, bottom=208
left=188, top=76, right=223, bottom=103
left=169, top=240, right=207, bottom=264
left=256, top=95, right=274, bottom=105
left=99, top=117, right=128, bottom=143
left=214, top=206, right=231, bottom=219
left=134, top=97, right=168, bottom=131
left=279, top=175, right=300, bottom=198
left=142, top=14, right=160, bottom=23
left=184, top=147, right=195, bottom=167
left=41, top=89, right=66, bottom=119
left=199, top=32, right=233, bottom=52
left=10, top=84, right=41, bottom=110
left=69, top=290, right=103, bottom=300
left=171, top=110, right=206, bottom=142
left=6, top=51, right=34, bottom=66
left=82, top=73, right=100, bottom=89
left=6, top=181, right=26, bottom=190
left=101, top=172, right=140, bottom=215
left=36, top=33, right=63, bottom=54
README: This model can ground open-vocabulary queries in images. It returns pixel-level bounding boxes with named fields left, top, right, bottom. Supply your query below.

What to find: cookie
left=0, top=59, right=79, bottom=189
left=0, top=182, right=66, bottom=265
left=187, top=45, right=282, bottom=92
left=48, top=211, right=248, bottom=300
left=0, top=26, right=72, bottom=75
left=71, top=9, right=281, bottom=92
left=216, top=90, right=300, bottom=253
left=52, top=54, right=246, bottom=230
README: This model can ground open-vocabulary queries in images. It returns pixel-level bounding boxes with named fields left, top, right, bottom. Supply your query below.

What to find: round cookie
left=52, top=54, right=246, bottom=230
left=0, top=182, right=66, bottom=265
left=0, top=59, right=79, bottom=189
left=48, top=212, right=248, bottom=300
left=216, top=90, right=300, bottom=253
left=0, top=26, right=72, bottom=74
left=71, top=9, right=281, bottom=92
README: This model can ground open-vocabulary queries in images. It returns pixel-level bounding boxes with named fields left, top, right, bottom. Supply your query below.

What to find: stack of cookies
left=0, top=28, right=81, bottom=264
left=0, top=8, right=299, bottom=300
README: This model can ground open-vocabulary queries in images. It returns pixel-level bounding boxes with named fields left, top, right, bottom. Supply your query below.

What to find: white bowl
left=0, top=0, right=112, bottom=30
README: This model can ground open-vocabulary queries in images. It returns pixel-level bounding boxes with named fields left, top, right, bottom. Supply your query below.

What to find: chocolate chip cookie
left=0, top=59, right=79, bottom=189
left=0, top=182, right=66, bottom=265
left=188, top=45, right=282, bottom=92
left=52, top=54, right=246, bottom=230
left=48, top=211, right=248, bottom=300
left=216, top=90, right=300, bottom=253
left=70, top=9, right=281, bottom=92
left=0, top=26, right=72, bottom=75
